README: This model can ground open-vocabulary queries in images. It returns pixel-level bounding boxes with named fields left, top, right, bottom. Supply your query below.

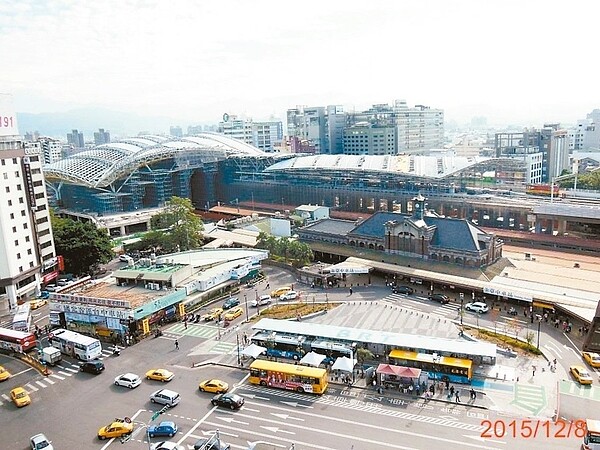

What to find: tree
left=356, top=348, right=374, bottom=365
left=150, top=197, right=204, bottom=251
left=51, top=215, right=115, bottom=276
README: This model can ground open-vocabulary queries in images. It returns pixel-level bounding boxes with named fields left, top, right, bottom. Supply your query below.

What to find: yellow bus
left=389, top=349, right=473, bottom=383
left=249, top=360, right=328, bottom=394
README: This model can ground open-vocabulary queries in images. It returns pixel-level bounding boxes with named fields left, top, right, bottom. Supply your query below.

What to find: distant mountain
left=16, top=108, right=201, bottom=140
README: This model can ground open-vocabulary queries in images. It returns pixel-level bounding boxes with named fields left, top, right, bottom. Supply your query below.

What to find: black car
left=222, top=298, right=240, bottom=310
left=392, top=285, right=414, bottom=295
left=193, top=437, right=231, bottom=450
left=80, top=360, right=105, bottom=374
left=428, top=294, right=450, bottom=304
left=211, top=393, right=244, bottom=410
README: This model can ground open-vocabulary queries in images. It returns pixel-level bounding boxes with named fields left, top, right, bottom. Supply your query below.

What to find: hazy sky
left=2, top=0, right=598, bottom=127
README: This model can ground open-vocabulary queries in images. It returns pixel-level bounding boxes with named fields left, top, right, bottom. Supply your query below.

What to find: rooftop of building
left=73, top=280, right=170, bottom=308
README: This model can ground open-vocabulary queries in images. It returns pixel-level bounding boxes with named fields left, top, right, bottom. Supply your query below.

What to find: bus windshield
left=584, top=419, right=600, bottom=449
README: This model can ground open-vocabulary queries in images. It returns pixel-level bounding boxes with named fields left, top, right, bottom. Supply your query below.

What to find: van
left=150, top=388, right=180, bottom=407
left=270, top=286, right=292, bottom=298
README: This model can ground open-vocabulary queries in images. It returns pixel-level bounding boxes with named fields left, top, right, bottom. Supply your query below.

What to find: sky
left=1, top=0, right=599, bottom=128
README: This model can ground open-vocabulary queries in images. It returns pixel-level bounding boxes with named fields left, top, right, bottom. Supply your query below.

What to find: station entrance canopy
left=327, top=261, right=371, bottom=274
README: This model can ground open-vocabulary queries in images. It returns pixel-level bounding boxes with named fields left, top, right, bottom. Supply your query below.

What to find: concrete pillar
left=6, top=285, right=18, bottom=310
left=120, top=225, right=126, bottom=236
left=557, top=219, right=567, bottom=234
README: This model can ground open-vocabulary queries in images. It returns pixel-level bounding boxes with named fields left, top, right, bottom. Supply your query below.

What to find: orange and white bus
left=249, top=360, right=328, bottom=394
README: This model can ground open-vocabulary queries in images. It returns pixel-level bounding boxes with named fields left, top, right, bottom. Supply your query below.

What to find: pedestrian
left=553, top=358, right=557, bottom=366
left=184, top=320, right=187, bottom=330
left=470, top=388, right=476, bottom=400
left=349, top=287, right=353, bottom=295
left=455, top=390, right=461, bottom=403
left=175, top=339, right=179, bottom=350
left=532, top=365, right=536, bottom=377
left=548, top=360, right=552, bottom=368
left=266, top=283, right=270, bottom=289
left=450, top=385, right=455, bottom=396
left=445, top=379, right=450, bottom=390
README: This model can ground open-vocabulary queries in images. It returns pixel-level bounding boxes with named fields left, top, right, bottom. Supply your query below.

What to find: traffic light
left=151, top=405, right=170, bottom=421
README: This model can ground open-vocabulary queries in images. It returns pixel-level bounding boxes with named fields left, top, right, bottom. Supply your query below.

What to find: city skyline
left=2, top=0, right=599, bottom=129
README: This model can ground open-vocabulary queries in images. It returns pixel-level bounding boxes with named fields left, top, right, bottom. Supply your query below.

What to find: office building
left=67, top=129, right=84, bottom=148
left=218, top=115, right=282, bottom=152
left=93, top=128, right=111, bottom=145
left=0, top=94, right=58, bottom=309
left=343, top=123, right=396, bottom=155
left=170, top=126, right=183, bottom=138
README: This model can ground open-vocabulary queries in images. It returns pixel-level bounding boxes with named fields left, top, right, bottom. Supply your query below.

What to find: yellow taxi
left=145, top=368, right=174, bottom=382
left=0, top=365, right=11, bottom=382
left=201, top=307, right=223, bottom=322
left=223, top=306, right=243, bottom=321
left=10, top=386, right=31, bottom=407
left=98, top=418, right=134, bottom=440
left=583, top=351, right=600, bottom=368
left=29, top=298, right=48, bottom=310
left=198, top=379, right=229, bottom=394
left=271, top=286, right=292, bottom=298
left=570, top=365, right=594, bottom=385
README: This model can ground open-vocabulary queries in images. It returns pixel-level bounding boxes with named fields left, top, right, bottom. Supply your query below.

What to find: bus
left=12, top=303, right=32, bottom=332
left=49, top=328, right=102, bottom=361
left=309, top=339, right=354, bottom=365
left=0, top=327, right=37, bottom=352
left=249, top=360, right=328, bottom=394
left=251, top=332, right=307, bottom=361
left=389, top=349, right=473, bottom=384
left=583, top=419, right=600, bottom=450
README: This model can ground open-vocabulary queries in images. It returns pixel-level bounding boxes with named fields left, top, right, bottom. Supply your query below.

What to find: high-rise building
left=218, top=115, right=282, bottom=151
left=93, top=128, right=111, bottom=145
left=27, top=138, right=63, bottom=165
left=343, top=123, right=396, bottom=155
left=187, top=125, right=203, bottom=135
left=0, top=94, right=57, bottom=309
left=570, top=109, right=600, bottom=150
left=170, top=126, right=183, bottom=138
left=67, top=129, right=84, bottom=148
left=286, top=106, right=327, bottom=153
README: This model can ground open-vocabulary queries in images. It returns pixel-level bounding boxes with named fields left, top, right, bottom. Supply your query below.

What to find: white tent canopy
left=300, top=351, right=326, bottom=367
left=241, top=343, right=266, bottom=359
left=332, top=356, right=356, bottom=373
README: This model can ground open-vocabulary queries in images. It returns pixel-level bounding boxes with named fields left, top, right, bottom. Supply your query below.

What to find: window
left=1, top=160, right=4, bottom=165
left=12, top=226, right=16, bottom=233
left=35, top=192, right=45, bottom=199
left=30, top=262, right=34, bottom=268
left=7, top=199, right=11, bottom=206
left=10, top=213, right=14, bottom=219
left=25, top=236, right=30, bottom=242
left=17, top=184, right=22, bottom=191
left=19, top=197, right=24, bottom=204
left=30, top=156, right=39, bottom=162
left=38, top=229, right=50, bottom=237
left=27, top=249, right=32, bottom=255
left=19, top=266, right=23, bottom=272
left=36, top=217, right=48, bottom=224
left=5, top=186, right=9, bottom=193
left=2, top=173, right=6, bottom=179
left=12, top=158, right=17, bottom=164
left=40, top=241, right=52, bottom=249
left=14, top=240, right=19, bottom=246
left=15, top=171, right=19, bottom=177
left=23, top=223, right=28, bottom=230
left=33, top=180, right=43, bottom=187
left=17, top=253, right=21, bottom=259
left=21, top=210, right=26, bottom=216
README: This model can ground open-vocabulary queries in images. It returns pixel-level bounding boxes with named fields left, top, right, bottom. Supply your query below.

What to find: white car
left=119, top=254, right=133, bottom=262
left=465, top=302, right=489, bottom=313
left=30, top=433, right=54, bottom=450
left=251, top=295, right=271, bottom=307
left=280, top=290, right=299, bottom=301
left=114, top=373, right=142, bottom=389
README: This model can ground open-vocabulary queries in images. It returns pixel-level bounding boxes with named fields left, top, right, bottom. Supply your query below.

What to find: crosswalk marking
left=1, top=394, right=10, bottom=401
left=25, top=383, right=38, bottom=392
left=58, top=371, right=73, bottom=377
left=35, top=380, right=46, bottom=388
left=166, top=323, right=219, bottom=339
left=50, top=373, right=65, bottom=380
left=44, top=377, right=55, bottom=384
left=209, top=342, right=237, bottom=354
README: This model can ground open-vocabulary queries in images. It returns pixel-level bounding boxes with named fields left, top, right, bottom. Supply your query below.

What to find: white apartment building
left=24, top=138, right=63, bottom=165
left=218, top=115, right=282, bottom=151
left=0, top=94, right=57, bottom=309
left=394, top=100, right=444, bottom=153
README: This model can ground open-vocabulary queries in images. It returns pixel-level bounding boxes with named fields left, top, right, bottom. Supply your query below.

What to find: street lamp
left=236, top=330, right=241, bottom=366
left=244, top=294, right=249, bottom=322
left=432, top=352, right=440, bottom=381
left=536, top=315, right=543, bottom=350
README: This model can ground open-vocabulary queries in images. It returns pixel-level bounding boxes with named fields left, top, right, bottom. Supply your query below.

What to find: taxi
left=570, top=365, right=594, bottom=385
left=201, top=307, right=223, bottom=322
left=29, top=298, right=48, bottom=310
left=146, top=368, right=175, bottom=382
left=223, top=306, right=243, bottom=321
left=583, top=351, right=600, bottom=368
left=198, top=379, right=229, bottom=394
left=271, top=286, right=292, bottom=298
left=0, top=365, right=11, bottom=382
left=98, top=418, right=134, bottom=440
left=10, top=386, right=31, bottom=407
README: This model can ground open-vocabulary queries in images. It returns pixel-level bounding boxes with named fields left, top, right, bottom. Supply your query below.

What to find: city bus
left=250, top=332, right=307, bottom=361
left=389, top=349, right=473, bottom=384
left=583, top=419, right=600, bottom=450
left=249, top=359, right=328, bottom=394
left=309, top=339, right=354, bottom=365
left=12, top=303, right=32, bottom=332
left=49, top=328, right=102, bottom=361
left=0, top=326, right=37, bottom=352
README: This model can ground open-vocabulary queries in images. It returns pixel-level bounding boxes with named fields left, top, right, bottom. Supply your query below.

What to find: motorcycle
left=508, top=307, right=518, bottom=316
left=113, top=347, right=121, bottom=357
left=153, top=329, right=163, bottom=338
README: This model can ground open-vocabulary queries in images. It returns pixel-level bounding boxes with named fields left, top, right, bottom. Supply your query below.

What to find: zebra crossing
left=510, top=383, right=546, bottom=415
left=385, top=294, right=459, bottom=317
left=209, top=341, right=237, bottom=354
left=164, top=322, right=219, bottom=340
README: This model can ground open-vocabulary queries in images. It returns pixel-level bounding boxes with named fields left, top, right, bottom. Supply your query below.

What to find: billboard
left=0, top=94, right=19, bottom=137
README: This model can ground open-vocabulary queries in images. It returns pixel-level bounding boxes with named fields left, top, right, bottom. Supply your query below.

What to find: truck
left=41, top=346, right=62, bottom=366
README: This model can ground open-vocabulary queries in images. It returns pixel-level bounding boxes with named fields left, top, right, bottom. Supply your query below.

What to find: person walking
left=532, top=365, right=536, bottom=377
left=470, top=388, right=476, bottom=400
left=175, top=339, right=179, bottom=350
left=455, top=390, right=461, bottom=403
left=450, top=385, right=455, bottom=397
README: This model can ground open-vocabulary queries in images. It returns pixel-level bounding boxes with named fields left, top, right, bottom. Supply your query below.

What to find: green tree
left=51, top=216, right=114, bottom=276
left=150, top=197, right=204, bottom=251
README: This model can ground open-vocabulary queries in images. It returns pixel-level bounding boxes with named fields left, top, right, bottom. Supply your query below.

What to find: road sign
left=151, top=412, right=160, bottom=421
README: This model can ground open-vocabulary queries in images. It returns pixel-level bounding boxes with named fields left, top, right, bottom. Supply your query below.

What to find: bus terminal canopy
left=300, top=351, right=327, bottom=367
left=376, top=364, right=422, bottom=379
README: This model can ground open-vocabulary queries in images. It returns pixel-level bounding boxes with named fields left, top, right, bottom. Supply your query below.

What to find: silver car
left=30, top=433, right=54, bottom=450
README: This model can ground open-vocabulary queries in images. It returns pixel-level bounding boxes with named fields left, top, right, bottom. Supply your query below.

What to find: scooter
left=113, top=347, right=121, bottom=357
left=153, top=329, right=163, bottom=338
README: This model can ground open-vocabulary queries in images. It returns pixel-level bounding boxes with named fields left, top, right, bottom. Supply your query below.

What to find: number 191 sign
left=0, top=94, right=19, bottom=137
